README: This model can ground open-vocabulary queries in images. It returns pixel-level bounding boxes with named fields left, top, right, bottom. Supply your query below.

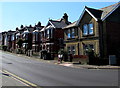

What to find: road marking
left=0, top=70, right=30, bottom=86
left=10, top=76, right=30, bottom=86
left=2, top=70, right=38, bottom=87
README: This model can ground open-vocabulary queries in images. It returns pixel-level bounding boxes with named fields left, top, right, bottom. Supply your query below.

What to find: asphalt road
left=0, top=51, right=119, bottom=87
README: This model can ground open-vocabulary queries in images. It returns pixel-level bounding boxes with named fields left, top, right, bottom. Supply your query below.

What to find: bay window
left=67, top=28, right=77, bottom=39
left=67, top=46, right=71, bottom=54
left=83, top=44, right=94, bottom=55
left=67, top=46, right=76, bottom=55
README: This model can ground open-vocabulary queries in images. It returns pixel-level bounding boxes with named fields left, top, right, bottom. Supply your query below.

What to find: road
left=0, top=51, right=119, bottom=87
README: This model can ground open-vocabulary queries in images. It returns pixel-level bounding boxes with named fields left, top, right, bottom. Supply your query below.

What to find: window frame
left=83, top=43, right=95, bottom=55
left=83, top=24, right=88, bottom=36
left=88, top=23, right=94, bottom=35
left=67, top=45, right=76, bottom=55
left=67, top=29, right=71, bottom=39
left=71, top=28, right=75, bottom=38
left=11, top=34, right=15, bottom=41
left=82, top=23, right=94, bottom=36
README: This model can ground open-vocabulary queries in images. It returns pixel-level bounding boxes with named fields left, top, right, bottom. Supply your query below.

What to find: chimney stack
left=63, top=13, right=69, bottom=24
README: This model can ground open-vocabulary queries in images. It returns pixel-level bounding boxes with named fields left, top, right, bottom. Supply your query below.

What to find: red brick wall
left=54, top=29, right=64, bottom=39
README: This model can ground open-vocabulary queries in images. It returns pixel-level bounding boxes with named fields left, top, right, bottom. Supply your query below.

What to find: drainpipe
left=98, top=19, right=104, bottom=59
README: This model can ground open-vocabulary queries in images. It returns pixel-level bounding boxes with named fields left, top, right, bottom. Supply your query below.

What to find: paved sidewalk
left=31, top=55, right=120, bottom=69
left=60, top=62, right=120, bottom=69
left=45, top=59, right=120, bottom=69
left=0, top=70, right=30, bottom=87
left=2, top=51, right=120, bottom=69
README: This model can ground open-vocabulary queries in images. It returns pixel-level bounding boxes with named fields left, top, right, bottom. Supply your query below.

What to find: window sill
left=82, top=34, right=94, bottom=37
left=67, top=37, right=79, bottom=40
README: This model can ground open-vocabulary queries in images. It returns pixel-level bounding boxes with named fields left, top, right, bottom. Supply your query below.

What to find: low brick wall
left=73, top=55, right=89, bottom=64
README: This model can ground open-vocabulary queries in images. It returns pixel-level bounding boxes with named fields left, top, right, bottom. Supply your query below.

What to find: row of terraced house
left=0, top=2, right=120, bottom=65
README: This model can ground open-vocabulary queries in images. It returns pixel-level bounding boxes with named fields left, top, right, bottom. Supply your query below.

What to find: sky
left=0, top=1, right=119, bottom=32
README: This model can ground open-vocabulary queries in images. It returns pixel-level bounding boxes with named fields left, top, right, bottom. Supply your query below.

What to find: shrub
left=1, top=45, right=7, bottom=51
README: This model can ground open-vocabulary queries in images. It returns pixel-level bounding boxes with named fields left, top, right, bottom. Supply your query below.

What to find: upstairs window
left=16, top=33, right=20, bottom=40
left=35, top=32, right=38, bottom=41
left=83, top=24, right=88, bottom=35
left=46, top=29, right=51, bottom=39
left=67, top=28, right=77, bottom=39
left=67, top=29, right=71, bottom=38
left=8, top=36, right=11, bottom=41
left=33, top=33, right=35, bottom=41
left=71, top=28, right=75, bottom=38
left=50, top=29, right=53, bottom=38
left=88, top=23, right=94, bottom=34
left=25, top=33, right=28, bottom=40
left=83, top=23, right=94, bottom=36
left=0, top=35, right=2, bottom=41
left=11, top=35, right=14, bottom=41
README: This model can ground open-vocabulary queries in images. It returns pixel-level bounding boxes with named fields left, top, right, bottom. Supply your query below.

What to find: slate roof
left=63, top=21, right=77, bottom=29
left=74, top=2, right=120, bottom=26
left=85, top=2, right=120, bottom=21
left=49, top=19, right=68, bottom=28
left=85, top=6, right=103, bottom=20
left=100, top=2, right=120, bottom=20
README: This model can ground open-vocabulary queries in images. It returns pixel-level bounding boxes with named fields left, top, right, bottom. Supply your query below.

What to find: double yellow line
left=1, top=70, right=41, bottom=88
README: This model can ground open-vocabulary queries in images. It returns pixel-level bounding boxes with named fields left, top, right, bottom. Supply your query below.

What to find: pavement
left=2, top=51, right=120, bottom=69
left=42, top=59, right=120, bottom=69
left=0, top=70, right=30, bottom=87
left=26, top=53, right=120, bottom=69
left=29, top=54, right=120, bottom=69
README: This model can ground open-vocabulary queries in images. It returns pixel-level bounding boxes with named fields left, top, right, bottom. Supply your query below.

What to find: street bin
left=109, top=55, right=116, bottom=65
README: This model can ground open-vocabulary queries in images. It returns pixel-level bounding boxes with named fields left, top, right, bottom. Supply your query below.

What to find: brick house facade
left=40, top=13, right=70, bottom=59
left=32, top=22, right=44, bottom=53
left=64, top=2, right=120, bottom=64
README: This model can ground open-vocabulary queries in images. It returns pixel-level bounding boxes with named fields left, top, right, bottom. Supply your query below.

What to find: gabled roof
left=76, top=2, right=120, bottom=25
left=63, top=21, right=77, bottom=29
left=85, top=6, right=103, bottom=20
left=50, top=19, right=68, bottom=28
left=100, top=2, right=120, bottom=21
left=42, top=19, right=69, bottom=31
